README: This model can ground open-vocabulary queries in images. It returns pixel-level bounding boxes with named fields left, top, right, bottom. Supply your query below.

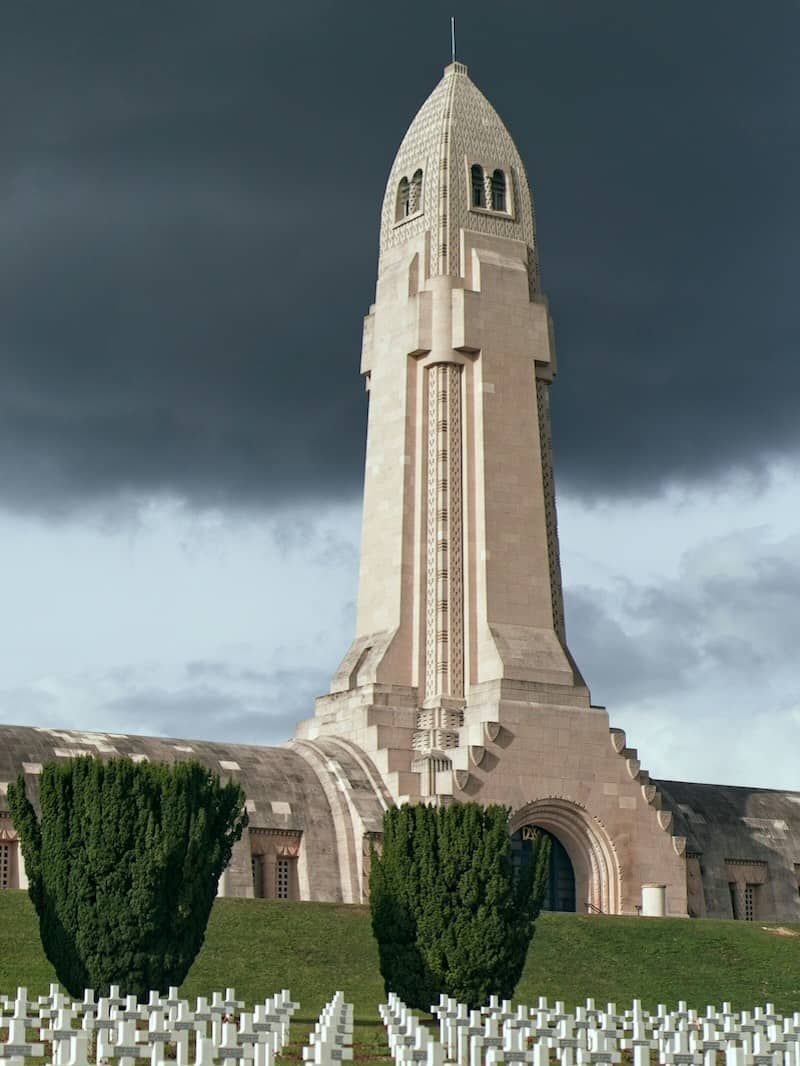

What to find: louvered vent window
left=276, top=858, right=291, bottom=900
left=744, top=884, right=756, bottom=921
left=0, top=843, right=10, bottom=890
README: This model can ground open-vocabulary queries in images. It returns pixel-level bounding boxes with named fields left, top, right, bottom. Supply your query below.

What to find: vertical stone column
left=425, top=363, right=464, bottom=703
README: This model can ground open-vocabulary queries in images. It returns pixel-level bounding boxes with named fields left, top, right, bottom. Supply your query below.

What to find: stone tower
left=295, top=63, right=689, bottom=914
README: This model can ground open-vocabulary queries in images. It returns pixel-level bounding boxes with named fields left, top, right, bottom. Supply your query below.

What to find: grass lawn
left=3, top=891, right=800, bottom=1061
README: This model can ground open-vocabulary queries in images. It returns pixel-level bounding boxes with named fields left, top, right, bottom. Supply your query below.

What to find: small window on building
left=471, top=164, right=485, bottom=208
left=744, top=883, right=756, bottom=921
left=0, top=843, right=10, bottom=890
left=275, top=852, right=292, bottom=895
left=251, top=855, right=263, bottom=898
left=725, top=859, right=767, bottom=920
left=396, top=177, right=410, bottom=221
left=491, top=169, right=507, bottom=212
left=409, top=169, right=423, bottom=214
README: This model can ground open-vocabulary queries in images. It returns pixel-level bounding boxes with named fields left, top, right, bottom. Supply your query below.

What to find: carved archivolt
left=509, top=797, right=621, bottom=915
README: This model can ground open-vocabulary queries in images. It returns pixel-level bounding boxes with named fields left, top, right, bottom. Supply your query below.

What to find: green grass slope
left=2, top=891, right=800, bottom=1046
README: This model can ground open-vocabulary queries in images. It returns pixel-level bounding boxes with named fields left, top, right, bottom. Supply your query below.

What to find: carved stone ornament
left=469, top=745, right=486, bottom=768
left=609, top=728, right=626, bottom=754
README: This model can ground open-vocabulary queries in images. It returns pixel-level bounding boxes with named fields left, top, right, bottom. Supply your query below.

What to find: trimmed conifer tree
left=370, top=802, right=550, bottom=1009
left=8, top=755, right=248, bottom=998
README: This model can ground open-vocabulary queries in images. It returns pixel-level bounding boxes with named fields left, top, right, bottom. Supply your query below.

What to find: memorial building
left=2, top=62, right=799, bottom=920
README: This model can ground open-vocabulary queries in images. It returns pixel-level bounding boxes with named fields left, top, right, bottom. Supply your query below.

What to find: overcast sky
left=1, top=2, right=799, bottom=790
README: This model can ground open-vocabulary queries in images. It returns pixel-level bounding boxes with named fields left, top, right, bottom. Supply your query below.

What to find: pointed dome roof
left=379, top=62, right=538, bottom=285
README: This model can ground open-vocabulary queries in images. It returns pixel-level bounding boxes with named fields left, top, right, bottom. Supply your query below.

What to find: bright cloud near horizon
left=1, top=3, right=799, bottom=793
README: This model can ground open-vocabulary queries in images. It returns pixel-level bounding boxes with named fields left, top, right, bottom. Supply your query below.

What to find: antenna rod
left=451, top=16, right=456, bottom=63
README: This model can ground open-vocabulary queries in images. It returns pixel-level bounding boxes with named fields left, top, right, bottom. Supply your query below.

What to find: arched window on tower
left=491, top=169, right=507, bottom=212
left=471, top=164, right=485, bottom=208
left=409, top=169, right=423, bottom=214
left=396, top=176, right=410, bottom=221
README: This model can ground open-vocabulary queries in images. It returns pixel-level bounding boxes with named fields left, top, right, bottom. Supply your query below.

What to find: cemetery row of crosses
left=2, top=983, right=799, bottom=1066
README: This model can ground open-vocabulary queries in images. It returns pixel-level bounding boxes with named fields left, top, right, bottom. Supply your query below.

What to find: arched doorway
left=511, top=826, right=575, bottom=911
left=509, top=799, right=621, bottom=914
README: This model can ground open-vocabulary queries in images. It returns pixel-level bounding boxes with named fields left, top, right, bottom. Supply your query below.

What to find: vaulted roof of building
left=0, top=724, right=388, bottom=838
left=657, top=778, right=800, bottom=861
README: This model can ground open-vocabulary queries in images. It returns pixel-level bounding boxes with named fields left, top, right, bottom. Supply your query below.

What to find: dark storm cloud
left=1, top=2, right=799, bottom=515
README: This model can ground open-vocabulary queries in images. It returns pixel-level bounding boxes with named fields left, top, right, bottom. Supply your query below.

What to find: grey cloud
left=100, top=686, right=301, bottom=747
left=0, top=658, right=331, bottom=748
left=565, top=529, right=800, bottom=709
left=98, top=663, right=330, bottom=745
left=1, top=2, right=799, bottom=516
left=565, top=587, right=700, bottom=706
left=184, top=660, right=277, bottom=686
left=266, top=512, right=355, bottom=561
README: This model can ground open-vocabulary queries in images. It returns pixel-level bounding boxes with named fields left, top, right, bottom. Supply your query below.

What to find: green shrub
left=8, top=756, right=248, bottom=998
left=370, top=802, right=549, bottom=1008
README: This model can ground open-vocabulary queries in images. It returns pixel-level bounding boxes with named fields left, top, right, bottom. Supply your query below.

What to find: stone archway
left=509, top=798, right=621, bottom=915
left=511, top=826, right=576, bottom=911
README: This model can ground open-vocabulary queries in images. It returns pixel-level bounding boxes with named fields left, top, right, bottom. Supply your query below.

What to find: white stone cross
left=725, top=1046, right=747, bottom=1066
left=191, top=997, right=213, bottom=1041
left=171, top=1000, right=198, bottom=1066
left=210, top=992, right=229, bottom=1044
left=470, top=1016, right=504, bottom=1066
left=94, top=997, right=120, bottom=1061
left=252, top=1004, right=282, bottom=1056
left=502, top=1024, right=532, bottom=1066
left=41, top=1005, right=79, bottom=1066
left=620, top=1016, right=658, bottom=1066
left=0, top=1007, right=45, bottom=1066
left=748, top=1028, right=785, bottom=1066
left=698, top=1020, right=726, bottom=1066
left=217, top=1019, right=248, bottom=1066
left=194, top=1035, right=216, bottom=1066
left=120, top=995, right=143, bottom=1022
left=110, top=1018, right=149, bottom=1066
left=107, top=986, right=125, bottom=1009
left=63, top=1032, right=91, bottom=1066
left=447, top=1004, right=471, bottom=1062
left=157, top=987, right=178, bottom=1011
left=577, top=1025, right=621, bottom=1066
left=147, top=1008, right=169, bottom=1066
left=457, top=1010, right=484, bottom=1066
left=661, top=1021, right=702, bottom=1066
left=432, top=997, right=458, bottom=1052
left=398, top=1033, right=445, bottom=1066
